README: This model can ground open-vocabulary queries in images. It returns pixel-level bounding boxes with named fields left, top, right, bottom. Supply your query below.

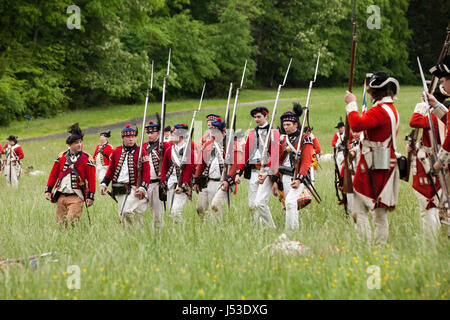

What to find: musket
left=418, top=57, right=450, bottom=217
left=260, top=58, right=292, bottom=171
left=220, top=61, right=247, bottom=207
left=176, top=83, right=206, bottom=193
left=293, top=51, right=321, bottom=203
left=342, top=0, right=358, bottom=194
left=137, top=59, right=154, bottom=187
left=9, top=145, right=12, bottom=185
left=224, top=82, right=233, bottom=129
left=159, top=49, right=171, bottom=161
left=405, top=25, right=450, bottom=182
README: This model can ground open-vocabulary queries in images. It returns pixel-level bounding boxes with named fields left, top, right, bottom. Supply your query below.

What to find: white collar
left=374, top=96, right=394, bottom=105
left=258, top=122, right=269, bottom=129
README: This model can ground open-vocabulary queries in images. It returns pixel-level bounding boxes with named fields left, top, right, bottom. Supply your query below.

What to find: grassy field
left=0, top=86, right=449, bottom=300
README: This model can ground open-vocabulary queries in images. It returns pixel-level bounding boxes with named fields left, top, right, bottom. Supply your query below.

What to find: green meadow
left=0, top=87, right=448, bottom=300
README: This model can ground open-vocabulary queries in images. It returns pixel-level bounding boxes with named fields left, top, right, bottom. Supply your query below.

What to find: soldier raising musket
left=344, top=72, right=401, bottom=245
left=422, top=54, right=450, bottom=233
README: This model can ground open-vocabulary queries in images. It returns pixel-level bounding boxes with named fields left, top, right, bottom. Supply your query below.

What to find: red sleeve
left=313, top=137, right=321, bottom=154
left=409, top=113, right=430, bottom=129
left=46, top=158, right=62, bottom=190
left=105, top=145, right=113, bottom=156
left=93, top=145, right=99, bottom=158
left=86, top=161, right=96, bottom=195
left=331, top=133, right=338, bottom=147
left=274, top=138, right=286, bottom=179
left=267, top=130, right=280, bottom=170
left=228, top=141, right=243, bottom=179
left=238, top=135, right=250, bottom=172
left=0, top=144, right=3, bottom=153
left=160, top=147, right=171, bottom=184
left=141, top=150, right=150, bottom=185
left=299, top=143, right=313, bottom=176
left=102, top=149, right=116, bottom=185
left=182, top=147, right=195, bottom=185
left=15, top=146, right=24, bottom=159
left=348, top=108, right=388, bottom=133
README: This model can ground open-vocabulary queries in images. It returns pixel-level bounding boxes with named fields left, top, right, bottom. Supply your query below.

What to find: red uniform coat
left=160, top=143, right=195, bottom=186
left=312, top=135, right=321, bottom=155
left=45, top=150, right=96, bottom=201
left=238, top=128, right=280, bottom=173
left=274, top=132, right=313, bottom=179
left=194, top=138, right=242, bottom=181
left=410, top=105, right=442, bottom=209
left=347, top=97, right=399, bottom=209
left=332, top=131, right=353, bottom=148
left=142, top=141, right=171, bottom=180
left=102, top=145, right=150, bottom=190
left=3, top=144, right=24, bottom=160
left=93, top=143, right=113, bottom=166
left=433, top=100, right=450, bottom=154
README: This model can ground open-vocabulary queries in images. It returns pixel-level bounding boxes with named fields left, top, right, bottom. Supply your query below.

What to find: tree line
left=0, top=0, right=448, bottom=125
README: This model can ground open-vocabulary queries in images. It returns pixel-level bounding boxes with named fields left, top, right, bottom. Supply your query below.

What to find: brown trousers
left=56, top=194, right=84, bottom=223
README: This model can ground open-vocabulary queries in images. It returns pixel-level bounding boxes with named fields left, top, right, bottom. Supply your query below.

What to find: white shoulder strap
left=380, top=104, right=399, bottom=151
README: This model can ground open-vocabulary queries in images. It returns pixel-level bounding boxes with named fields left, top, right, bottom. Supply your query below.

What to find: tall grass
left=0, top=86, right=448, bottom=300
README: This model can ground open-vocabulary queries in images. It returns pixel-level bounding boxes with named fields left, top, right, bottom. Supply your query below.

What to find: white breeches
left=250, top=170, right=276, bottom=228
left=197, top=180, right=222, bottom=218
left=167, top=187, right=188, bottom=223
left=147, top=182, right=164, bottom=228
left=352, top=192, right=389, bottom=245
left=282, top=174, right=305, bottom=232
left=96, top=165, right=108, bottom=184
left=117, top=187, right=148, bottom=226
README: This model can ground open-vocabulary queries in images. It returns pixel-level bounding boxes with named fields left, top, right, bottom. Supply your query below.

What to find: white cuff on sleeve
left=413, top=102, right=428, bottom=116
left=432, top=103, right=448, bottom=120
left=346, top=101, right=358, bottom=115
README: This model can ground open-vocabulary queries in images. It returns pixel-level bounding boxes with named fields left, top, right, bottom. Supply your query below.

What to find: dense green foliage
left=0, top=0, right=447, bottom=125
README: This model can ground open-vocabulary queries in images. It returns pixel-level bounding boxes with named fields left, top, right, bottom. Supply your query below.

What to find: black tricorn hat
left=100, top=130, right=111, bottom=138
left=430, top=54, right=450, bottom=78
left=335, top=117, right=345, bottom=128
left=6, top=135, right=18, bottom=143
left=66, top=123, right=84, bottom=145
left=366, top=71, right=400, bottom=96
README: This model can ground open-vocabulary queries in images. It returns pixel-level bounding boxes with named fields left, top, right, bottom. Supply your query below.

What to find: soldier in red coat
left=193, top=118, right=242, bottom=220
left=305, top=126, right=321, bottom=186
left=427, top=55, right=450, bottom=169
left=100, top=125, right=150, bottom=226
left=93, top=131, right=113, bottom=184
left=160, top=123, right=195, bottom=223
left=195, top=114, right=222, bottom=218
left=425, top=54, right=450, bottom=233
left=142, top=121, right=170, bottom=229
left=2, top=135, right=25, bottom=187
left=272, top=108, right=313, bottom=232
left=44, top=124, right=95, bottom=225
left=344, top=71, right=400, bottom=245
left=235, top=106, right=280, bottom=228
left=408, top=96, right=444, bottom=237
